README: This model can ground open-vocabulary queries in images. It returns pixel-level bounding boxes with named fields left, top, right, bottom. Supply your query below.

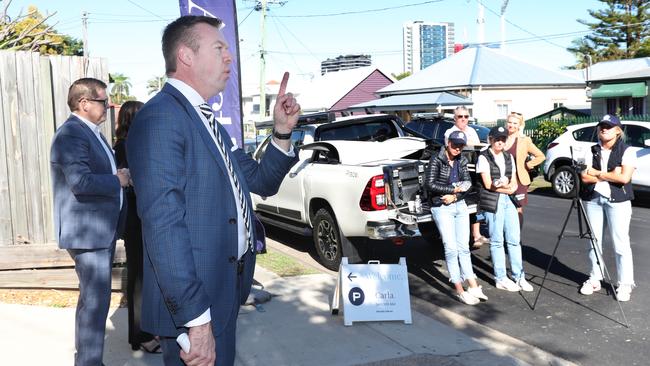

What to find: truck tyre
left=313, top=208, right=343, bottom=271
left=551, top=165, right=579, bottom=199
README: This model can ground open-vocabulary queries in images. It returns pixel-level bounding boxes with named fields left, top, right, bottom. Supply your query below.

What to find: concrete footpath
left=0, top=265, right=575, bottom=366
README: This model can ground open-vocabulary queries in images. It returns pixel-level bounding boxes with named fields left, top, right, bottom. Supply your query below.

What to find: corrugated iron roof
left=379, top=46, right=585, bottom=95
left=347, top=92, right=471, bottom=112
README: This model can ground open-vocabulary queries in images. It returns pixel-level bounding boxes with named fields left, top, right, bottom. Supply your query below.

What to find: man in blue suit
left=50, top=78, right=130, bottom=366
left=127, top=16, right=300, bottom=366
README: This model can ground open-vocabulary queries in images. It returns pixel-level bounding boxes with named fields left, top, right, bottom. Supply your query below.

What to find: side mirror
left=644, top=139, right=650, bottom=148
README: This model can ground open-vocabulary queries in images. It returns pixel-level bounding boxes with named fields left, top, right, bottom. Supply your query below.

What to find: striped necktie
left=199, top=103, right=253, bottom=254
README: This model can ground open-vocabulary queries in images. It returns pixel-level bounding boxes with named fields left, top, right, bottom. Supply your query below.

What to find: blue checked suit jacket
left=50, top=115, right=126, bottom=249
left=127, top=83, right=298, bottom=337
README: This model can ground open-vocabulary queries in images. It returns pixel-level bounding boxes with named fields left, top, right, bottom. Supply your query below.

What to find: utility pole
left=476, top=0, right=485, bottom=45
left=258, top=0, right=267, bottom=121
left=500, top=0, right=510, bottom=51
left=248, top=0, right=286, bottom=121
left=81, top=11, right=88, bottom=74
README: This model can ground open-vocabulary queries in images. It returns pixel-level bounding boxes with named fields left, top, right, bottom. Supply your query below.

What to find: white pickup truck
left=251, top=113, right=459, bottom=270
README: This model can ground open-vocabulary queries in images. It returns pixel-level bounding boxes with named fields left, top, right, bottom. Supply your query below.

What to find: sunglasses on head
left=510, top=111, right=522, bottom=116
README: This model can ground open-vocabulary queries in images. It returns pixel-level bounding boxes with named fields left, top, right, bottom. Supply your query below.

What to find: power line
left=270, top=0, right=445, bottom=18
left=125, top=0, right=167, bottom=20
left=270, top=16, right=304, bottom=73
left=476, top=0, right=566, bottom=50
left=239, top=7, right=256, bottom=26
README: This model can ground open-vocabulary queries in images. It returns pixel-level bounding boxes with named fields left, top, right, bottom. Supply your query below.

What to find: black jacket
left=581, top=138, right=634, bottom=202
left=425, top=149, right=471, bottom=205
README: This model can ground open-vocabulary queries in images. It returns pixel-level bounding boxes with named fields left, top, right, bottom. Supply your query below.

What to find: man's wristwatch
left=273, top=129, right=292, bottom=140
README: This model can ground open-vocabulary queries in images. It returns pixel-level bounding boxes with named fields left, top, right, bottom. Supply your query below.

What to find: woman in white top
left=476, top=126, right=533, bottom=292
left=580, top=114, right=636, bottom=302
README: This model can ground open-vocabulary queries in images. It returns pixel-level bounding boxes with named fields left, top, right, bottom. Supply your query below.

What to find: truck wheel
left=313, top=208, right=342, bottom=271
left=551, top=165, right=578, bottom=198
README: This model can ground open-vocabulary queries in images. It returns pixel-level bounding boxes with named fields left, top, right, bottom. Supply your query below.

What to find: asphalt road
left=263, top=190, right=650, bottom=366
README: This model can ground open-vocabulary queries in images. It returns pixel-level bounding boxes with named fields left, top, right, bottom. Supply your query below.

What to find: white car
left=543, top=120, right=650, bottom=198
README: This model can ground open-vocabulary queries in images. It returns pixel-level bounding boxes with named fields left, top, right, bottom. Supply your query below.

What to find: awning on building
left=591, top=82, right=647, bottom=98
left=346, top=92, right=472, bottom=112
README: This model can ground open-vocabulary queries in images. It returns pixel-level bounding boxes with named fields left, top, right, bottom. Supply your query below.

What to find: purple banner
left=179, top=0, right=243, bottom=147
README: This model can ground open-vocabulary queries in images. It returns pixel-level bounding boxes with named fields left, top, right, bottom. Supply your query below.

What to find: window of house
left=632, top=97, right=645, bottom=115
left=619, top=97, right=631, bottom=116
left=553, top=102, right=564, bottom=109
left=496, top=103, right=509, bottom=119
left=606, top=99, right=617, bottom=115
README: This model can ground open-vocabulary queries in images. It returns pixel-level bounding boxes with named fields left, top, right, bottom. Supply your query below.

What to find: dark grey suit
left=50, top=115, right=126, bottom=366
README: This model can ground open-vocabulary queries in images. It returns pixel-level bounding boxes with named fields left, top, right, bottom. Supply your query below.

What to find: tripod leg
left=577, top=199, right=629, bottom=328
left=532, top=199, right=577, bottom=309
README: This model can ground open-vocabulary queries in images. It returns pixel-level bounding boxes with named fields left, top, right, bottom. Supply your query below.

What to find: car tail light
left=547, top=142, right=559, bottom=150
left=359, top=175, right=387, bottom=211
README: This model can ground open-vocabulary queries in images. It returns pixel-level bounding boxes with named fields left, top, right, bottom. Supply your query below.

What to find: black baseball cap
left=598, top=114, right=621, bottom=128
left=489, top=126, right=508, bottom=139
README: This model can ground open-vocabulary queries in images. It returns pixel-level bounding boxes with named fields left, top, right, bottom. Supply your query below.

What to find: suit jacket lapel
left=69, top=115, right=113, bottom=171
left=162, top=84, right=230, bottom=177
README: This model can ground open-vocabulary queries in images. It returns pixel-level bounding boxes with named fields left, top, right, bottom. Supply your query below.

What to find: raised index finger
left=278, top=72, right=289, bottom=97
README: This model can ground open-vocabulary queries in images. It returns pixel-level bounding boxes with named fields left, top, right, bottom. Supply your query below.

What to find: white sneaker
left=517, top=277, right=534, bottom=292
left=457, top=291, right=480, bottom=305
left=496, top=278, right=521, bottom=292
left=467, top=286, right=488, bottom=301
left=616, top=285, right=632, bottom=302
left=580, top=279, right=601, bottom=295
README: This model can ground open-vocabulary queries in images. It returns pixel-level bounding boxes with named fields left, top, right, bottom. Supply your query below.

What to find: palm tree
left=146, top=75, right=167, bottom=95
left=109, top=73, right=132, bottom=105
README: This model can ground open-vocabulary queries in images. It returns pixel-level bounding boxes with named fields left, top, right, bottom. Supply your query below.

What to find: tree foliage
left=0, top=1, right=83, bottom=55
left=391, top=71, right=412, bottom=80
left=567, top=0, right=650, bottom=68
left=109, top=73, right=134, bottom=105
left=146, top=75, right=167, bottom=95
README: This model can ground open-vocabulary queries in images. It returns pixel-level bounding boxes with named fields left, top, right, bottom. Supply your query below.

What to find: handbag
left=478, top=187, right=499, bottom=213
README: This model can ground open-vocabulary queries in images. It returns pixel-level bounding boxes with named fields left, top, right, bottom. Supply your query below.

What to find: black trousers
left=124, top=220, right=155, bottom=348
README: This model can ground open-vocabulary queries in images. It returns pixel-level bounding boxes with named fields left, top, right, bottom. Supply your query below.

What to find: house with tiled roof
left=375, top=46, right=588, bottom=123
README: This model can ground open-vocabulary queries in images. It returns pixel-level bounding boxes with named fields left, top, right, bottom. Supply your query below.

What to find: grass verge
left=256, top=248, right=320, bottom=277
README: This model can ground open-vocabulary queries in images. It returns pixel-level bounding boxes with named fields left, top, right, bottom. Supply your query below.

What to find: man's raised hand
left=273, top=72, right=300, bottom=134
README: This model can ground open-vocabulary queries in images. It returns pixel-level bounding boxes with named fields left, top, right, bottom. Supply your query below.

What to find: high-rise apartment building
left=321, top=54, right=372, bottom=75
left=403, top=21, right=455, bottom=73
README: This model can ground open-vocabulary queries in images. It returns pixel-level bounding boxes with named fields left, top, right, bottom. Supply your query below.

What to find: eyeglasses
left=86, top=98, right=109, bottom=108
left=455, top=115, right=469, bottom=119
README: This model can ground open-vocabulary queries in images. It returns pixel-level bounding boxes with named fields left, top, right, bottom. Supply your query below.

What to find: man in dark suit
left=50, top=77, right=130, bottom=366
left=127, top=16, right=300, bottom=366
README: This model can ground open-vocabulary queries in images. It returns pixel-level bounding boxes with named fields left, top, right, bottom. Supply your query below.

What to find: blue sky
left=9, top=0, right=602, bottom=100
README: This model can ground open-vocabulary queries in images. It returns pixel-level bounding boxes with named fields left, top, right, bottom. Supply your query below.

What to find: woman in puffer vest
left=579, top=114, right=636, bottom=302
left=425, top=130, right=488, bottom=305
left=476, top=126, right=534, bottom=293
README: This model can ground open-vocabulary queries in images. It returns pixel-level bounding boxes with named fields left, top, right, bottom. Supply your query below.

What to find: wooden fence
left=0, top=51, right=111, bottom=249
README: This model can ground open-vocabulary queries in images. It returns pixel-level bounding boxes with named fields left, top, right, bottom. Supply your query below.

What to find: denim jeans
left=485, top=194, right=523, bottom=282
left=431, top=200, right=475, bottom=284
left=583, top=195, right=634, bottom=286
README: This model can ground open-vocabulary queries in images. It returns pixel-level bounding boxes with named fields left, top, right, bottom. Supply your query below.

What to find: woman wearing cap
left=504, top=112, right=545, bottom=226
left=426, top=130, right=488, bottom=305
left=580, top=114, right=636, bottom=302
left=476, top=126, right=533, bottom=292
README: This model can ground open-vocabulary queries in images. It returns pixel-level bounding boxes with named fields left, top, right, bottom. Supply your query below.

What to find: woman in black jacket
left=426, top=131, right=487, bottom=305
left=579, top=115, right=636, bottom=302
left=114, top=101, right=161, bottom=353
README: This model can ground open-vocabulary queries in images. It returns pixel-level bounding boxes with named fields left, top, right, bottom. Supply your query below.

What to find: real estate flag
left=178, top=0, right=244, bottom=147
